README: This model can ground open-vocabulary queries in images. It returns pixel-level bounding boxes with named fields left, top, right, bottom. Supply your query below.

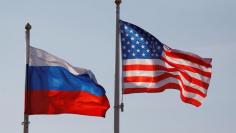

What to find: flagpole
left=114, top=0, right=121, bottom=133
left=23, top=23, right=31, bottom=133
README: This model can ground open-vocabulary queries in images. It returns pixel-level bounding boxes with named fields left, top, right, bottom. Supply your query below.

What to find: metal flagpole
left=114, top=0, right=121, bottom=133
left=22, top=23, right=32, bottom=133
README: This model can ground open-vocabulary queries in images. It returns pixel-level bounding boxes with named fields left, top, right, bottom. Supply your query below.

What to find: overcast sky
left=0, top=0, right=235, bottom=133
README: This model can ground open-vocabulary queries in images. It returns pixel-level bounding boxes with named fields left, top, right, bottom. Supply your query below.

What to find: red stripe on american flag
left=124, top=73, right=207, bottom=97
left=124, top=64, right=210, bottom=87
left=164, top=48, right=212, bottom=68
left=124, top=83, right=202, bottom=107
left=124, top=62, right=211, bottom=78
left=161, top=57, right=211, bottom=78
left=124, top=73, right=208, bottom=89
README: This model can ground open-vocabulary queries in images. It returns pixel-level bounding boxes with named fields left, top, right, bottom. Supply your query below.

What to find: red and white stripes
left=122, top=45, right=212, bottom=107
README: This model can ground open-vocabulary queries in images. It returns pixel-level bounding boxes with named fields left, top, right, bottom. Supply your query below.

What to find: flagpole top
left=25, top=23, right=32, bottom=31
left=115, top=0, right=121, bottom=5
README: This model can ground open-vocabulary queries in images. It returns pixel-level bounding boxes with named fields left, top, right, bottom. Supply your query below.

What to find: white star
left=141, top=45, right=145, bottom=48
left=136, top=41, right=140, bottom=44
left=131, top=37, right=135, bottom=40
left=132, top=53, right=136, bottom=56
left=124, top=26, right=128, bottom=29
left=130, top=30, right=133, bottom=33
left=123, top=54, right=127, bottom=57
left=146, top=49, right=150, bottom=52
left=140, top=37, right=144, bottom=41
left=122, top=38, right=125, bottom=41
left=135, top=34, right=139, bottom=37
left=142, top=53, right=146, bottom=56
left=127, top=41, right=130, bottom=45
left=145, top=41, right=149, bottom=44
left=131, top=45, right=135, bottom=48
left=122, top=46, right=126, bottom=49
left=128, top=50, right=131, bottom=53
left=137, top=49, right=140, bottom=52
left=126, top=34, right=129, bottom=37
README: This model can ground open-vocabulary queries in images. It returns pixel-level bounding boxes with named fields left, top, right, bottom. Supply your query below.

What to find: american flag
left=120, top=20, right=212, bottom=107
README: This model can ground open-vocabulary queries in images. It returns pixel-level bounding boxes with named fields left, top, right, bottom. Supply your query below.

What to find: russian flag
left=25, top=46, right=110, bottom=117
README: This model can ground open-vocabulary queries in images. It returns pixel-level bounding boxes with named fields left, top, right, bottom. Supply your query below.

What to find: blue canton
left=120, top=20, right=164, bottom=59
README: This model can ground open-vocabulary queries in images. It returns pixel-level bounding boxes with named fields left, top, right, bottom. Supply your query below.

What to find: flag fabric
left=25, top=46, right=110, bottom=117
left=120, top=20, right=212, bottom=107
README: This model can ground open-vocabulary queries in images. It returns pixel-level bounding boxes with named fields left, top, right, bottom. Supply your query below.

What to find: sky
left=0, top=0, right=236, bottom=133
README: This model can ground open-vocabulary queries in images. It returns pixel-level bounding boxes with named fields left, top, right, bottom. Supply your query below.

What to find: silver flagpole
left=22, top=23, right=31, bottom=133
left=114, top=1, right=121, bottom=133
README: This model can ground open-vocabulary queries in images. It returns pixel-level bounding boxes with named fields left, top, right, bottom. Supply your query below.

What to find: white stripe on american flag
left=162, top=52, right=211, bottom=73
left=123, top=46, right=212, bottom=107
left=165, top=47, right=212, bottom=65
left=124, top=77, right=205, bottom=101
left=123, top=71, right=208, bottom=94
left=123, top=59, right=211, bottom=83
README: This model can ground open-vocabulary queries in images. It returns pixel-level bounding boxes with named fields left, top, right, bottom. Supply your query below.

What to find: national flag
left=120, top=20, right=212, bottom=107
left=25, top=46, right=110, bottom=117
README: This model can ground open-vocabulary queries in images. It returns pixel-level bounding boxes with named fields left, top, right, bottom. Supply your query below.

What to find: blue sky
left=0, top=0, right=235, bottom=133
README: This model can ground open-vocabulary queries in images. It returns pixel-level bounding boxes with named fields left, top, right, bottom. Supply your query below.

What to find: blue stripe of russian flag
left=27, top=66, right=106, bottom=96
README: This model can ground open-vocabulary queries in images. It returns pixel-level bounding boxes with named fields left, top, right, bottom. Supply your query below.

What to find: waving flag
left=25, top=46, right=110, bottom=117
left=120, top=20, right=212, bottom=107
